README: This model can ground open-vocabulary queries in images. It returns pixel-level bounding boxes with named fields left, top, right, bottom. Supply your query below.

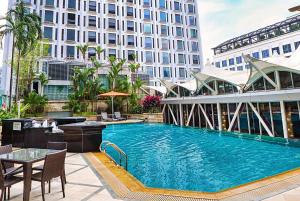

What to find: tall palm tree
left=77, top=44, right=89, bottom=62
left=108, top=56, right=126, bottom=90
left=0, top=1, right=41, bottom=108
left=95, top=46, right=104, bottom=60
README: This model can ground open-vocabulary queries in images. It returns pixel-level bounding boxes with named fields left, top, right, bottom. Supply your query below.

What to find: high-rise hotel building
left=2, top=0, right=203, bottom=100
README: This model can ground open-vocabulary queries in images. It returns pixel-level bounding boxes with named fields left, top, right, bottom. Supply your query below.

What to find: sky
left=0, top=0, right=299, bottom=65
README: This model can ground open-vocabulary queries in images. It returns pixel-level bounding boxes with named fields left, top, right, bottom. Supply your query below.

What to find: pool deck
left=6, top=151, right=300, bottom=201
left=85, top=152, right=300, bottom=201
left=99, top=119, right=145, bottom=125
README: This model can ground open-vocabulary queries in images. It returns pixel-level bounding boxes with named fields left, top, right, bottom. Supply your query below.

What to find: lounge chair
left=101, top=112, right=115, bottom=121
left=114, top=112, right=126, bottom=121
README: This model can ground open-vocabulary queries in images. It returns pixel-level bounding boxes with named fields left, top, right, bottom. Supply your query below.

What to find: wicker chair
left=0, top=145, right=23, bottom=176
left=0, top=161, right=23, bottom=201
left=33, top=142, right=67, bottom=184
left=31, top=150, right=67, bottom=201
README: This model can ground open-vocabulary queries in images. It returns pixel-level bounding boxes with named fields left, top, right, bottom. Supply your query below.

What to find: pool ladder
left=100, top=141, right=128, bottom=170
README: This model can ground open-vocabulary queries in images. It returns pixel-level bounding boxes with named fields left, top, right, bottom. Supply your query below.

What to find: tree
left=77, top=44, right=89, bottom=61
left=37, top=72, right=48, bottom=95
left=0, top=1, right=41, bottom=108
left=107, top=56, right=126, bottom=90
left=95, top=46, right=104, bottom=60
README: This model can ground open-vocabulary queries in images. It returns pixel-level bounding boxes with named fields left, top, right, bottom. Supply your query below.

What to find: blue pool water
left=102, top=123, right=300, bottom=192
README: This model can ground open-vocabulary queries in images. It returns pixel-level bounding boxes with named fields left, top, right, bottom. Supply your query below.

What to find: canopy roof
left=143, top=85, right=167, bottom=95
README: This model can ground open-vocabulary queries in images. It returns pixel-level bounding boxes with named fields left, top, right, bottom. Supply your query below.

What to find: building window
left=88, top=16, right=96, bottom=27
left=178, top=54, right=185, bottom=64
left=176, top=27, right=183, bottom=36
left=159, top=0, right=166, bottom=9
left=66, top=29, right=75, bottom=41
left=88, top=47, right=96, bottom=58
left=146, top=66, right=154, bottom=78
left=161, top=25, right=168, bottom=35
left=188, top=4, right=195, bottom=13
left=89, top=1, right=96, bottom=11
left=109, top=49, right=116, bottom=58
left=108, top=4, right=116, bottom=14
left=88, top=31, right=96, bottom=42
left=144, top=0, right=151, bottom=6
left=68, top=0, right=76, bottom=9
left=174, top=2, right=181, bottom=11
left=272, top=47, right=280, bottom=55
left=162, top=52, right=169, bottom=64
left=160, top=12, right=167, bottom=22
left=43, top=27, right=53, bottom=39
left=222, top=60, right=227, bottom=67
left=145, top=51, right=153, bottom=63
left=127, top=7, right=134, bottom=16
left=252, top=52, right=260, bottom=59
left=192, top=55, right=199, bottom=64
left=191, top=42, right=198, bottom=51
left=262, top=49, right=270, bottom=58
left=45, top=0, right=54, bottom=6
left=179, top=68, right=185, bottom=78
left=283, top=44, right=292, bottom=54
left=190, top=29, right=197, bottom=38
left=127, top=35, right=134, bottom=46
left=66, top=46, right=75, bottom=58
left=229, top=58, right=234, bottom=66
left=189, top=16, right=196, bottom=26
left=108, top=18, right=116, bottom=29
left=127, top=21, right=134, bottom=31
left=67, top=13, right=76, bottom=24
left=237, top=66, right=243, bottom=71
left=177, top=40, right=184, bottom=50
left=144, top=24, right=152, bottom=34
left=44, top=10, right=54, bottom=22
left=161, top=39, right=169, bottom=50
left=215, top=62, right=220, bottom=68
left=163, top=67, right=170, bottom=78
left=175, top=14, right=182, bottom=24
left=145, top=37, right=152, bottom=48
left=128, top=50, right=135, bottom=61
left=144, top=9, right=151, bottom=20
left=108, top=33, right=116, bottom=44
left=236, top=56, right=242, bottom=64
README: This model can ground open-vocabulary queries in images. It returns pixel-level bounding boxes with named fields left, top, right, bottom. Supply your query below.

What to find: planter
left=128, top=113, right=163, bottom=123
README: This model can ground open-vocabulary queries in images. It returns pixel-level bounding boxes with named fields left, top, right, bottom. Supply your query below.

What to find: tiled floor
left=6, top=152, right=300, bottom=201
left=8, top=153, right=124, bottom=201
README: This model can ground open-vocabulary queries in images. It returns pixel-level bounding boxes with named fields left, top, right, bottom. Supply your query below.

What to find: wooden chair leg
left=60, top=176, right=65, bottom=198
left=41, top=182, right=45, bottom=201
left=63, top=170, right=67, bottom=184
left=48, top=180, right=51, bottom=193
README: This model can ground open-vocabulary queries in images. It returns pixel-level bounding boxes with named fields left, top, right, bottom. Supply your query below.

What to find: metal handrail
left=100, top=141, right=128, bottom=170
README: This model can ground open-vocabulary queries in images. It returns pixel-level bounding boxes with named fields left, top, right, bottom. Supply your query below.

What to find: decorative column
left=280, top=101, right=288, bottom=139
left=217, top=103, right=222, bottom=131
left=179, top=103, right=184, bottom=126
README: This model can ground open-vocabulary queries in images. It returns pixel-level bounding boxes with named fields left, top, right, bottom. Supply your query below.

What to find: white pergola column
left=167, top=104, right=178, bottom=125
left=228, top=102, right=243, bottom=132
left=248, top=102, right=274, bottom=137
left=186, top=104, right=196, bottom=126
left=179, top=103, right=184, bottom=126
left=217, top=103, right=222, bottom=131
left=280, top=101, right=288, bottom=139
left=199, top=104, right=214, bottom=129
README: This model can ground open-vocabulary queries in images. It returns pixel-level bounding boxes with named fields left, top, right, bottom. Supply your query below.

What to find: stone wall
left=45, top=101, right=69, bottom=112
left=128, top=113, right=163, bottom=123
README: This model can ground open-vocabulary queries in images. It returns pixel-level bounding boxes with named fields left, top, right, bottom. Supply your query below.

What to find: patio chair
left=0, top=161, right=23, bottom=201
left=101, top=112, right=114, bottom=121
left=0, top=145, right=23, bottom=176
left=31, top=150, right=67, bottom=201
left=114, top=112, right=126, bottom=121
left=33, top=142, right=67, bottom=185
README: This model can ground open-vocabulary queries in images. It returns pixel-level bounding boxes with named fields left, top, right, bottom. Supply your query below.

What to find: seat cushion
left=32, top=164, right=44, bottom=171
left=31, top=172, right=43, bottom=181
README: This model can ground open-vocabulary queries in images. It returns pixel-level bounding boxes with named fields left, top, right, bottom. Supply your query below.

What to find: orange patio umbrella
left=99, top=91, right=129, bottom=114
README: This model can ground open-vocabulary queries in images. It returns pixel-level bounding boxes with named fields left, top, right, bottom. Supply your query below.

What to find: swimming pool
left=102, top=123, right=300, bottom=192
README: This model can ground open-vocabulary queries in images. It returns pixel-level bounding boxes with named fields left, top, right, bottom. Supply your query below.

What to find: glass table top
left=0, top=148, right=59, bottom=163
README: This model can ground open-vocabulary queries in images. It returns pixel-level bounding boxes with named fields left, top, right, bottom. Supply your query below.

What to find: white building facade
left=212, top=15, right=300, bottom=71
left=3, top=0, right=203, bottom=100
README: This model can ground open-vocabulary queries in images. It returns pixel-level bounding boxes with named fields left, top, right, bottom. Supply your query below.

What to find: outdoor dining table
left=0, top=148, right=60, bottom=201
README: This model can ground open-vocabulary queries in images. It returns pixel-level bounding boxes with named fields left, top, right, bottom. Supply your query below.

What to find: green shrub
left=129, top=105, right=143, bottom=114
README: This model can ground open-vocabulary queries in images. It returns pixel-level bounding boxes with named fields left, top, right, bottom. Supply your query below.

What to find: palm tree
left=38, top=72, right=48, bottom=95
left=108, top=56, right=126, bottom=90
left=77, top=44, right=89, bottom=62
left=95, top=46, right=104, bottom=60
left=0, top=1, right=41, bottom=108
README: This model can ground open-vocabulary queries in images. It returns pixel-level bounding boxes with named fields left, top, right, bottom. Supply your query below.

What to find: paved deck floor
left=9, top=153, right=123, bottom=201
left=6, top=152, right=300, bottom=201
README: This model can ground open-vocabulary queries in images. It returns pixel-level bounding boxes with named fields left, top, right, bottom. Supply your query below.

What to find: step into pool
left=102, top=123, right=300, bottom=192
